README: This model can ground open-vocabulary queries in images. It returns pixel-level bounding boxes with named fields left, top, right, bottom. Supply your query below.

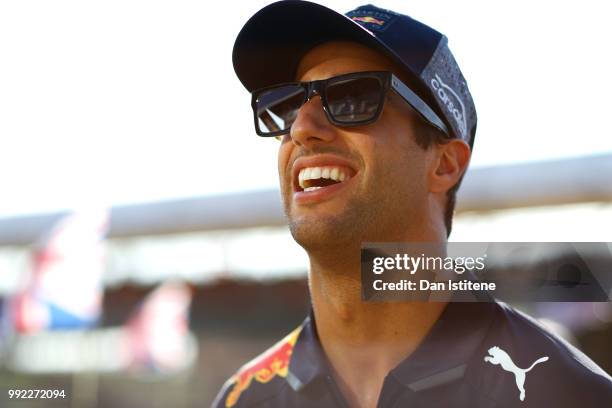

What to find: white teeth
left=298, top=166, right=352, bottom=189
left=330, top=168, right=339, bottom=181
left=304, top=187, right=322, bottom=192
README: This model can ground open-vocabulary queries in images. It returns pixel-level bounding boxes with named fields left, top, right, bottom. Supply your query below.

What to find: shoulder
left=211, top=326, right=302, bottom=408
left=492, top=302, right=610, bottom=379
left=474, top=302, right=612, bottom=407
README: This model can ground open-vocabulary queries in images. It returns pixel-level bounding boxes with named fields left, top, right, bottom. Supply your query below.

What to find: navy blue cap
left=233, top=1, right=477, bottom=147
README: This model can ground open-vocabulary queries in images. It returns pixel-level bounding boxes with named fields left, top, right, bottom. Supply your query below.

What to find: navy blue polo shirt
left=212, top=302, right=612, bottom=407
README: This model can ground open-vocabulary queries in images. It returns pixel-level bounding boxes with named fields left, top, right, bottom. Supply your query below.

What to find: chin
left=283, top=193, right=403, bottom=251
left=288, top=216, right=358, bottom=253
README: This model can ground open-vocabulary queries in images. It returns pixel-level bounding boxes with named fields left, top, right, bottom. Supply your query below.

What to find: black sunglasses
left=251, top=71, right=448, bottom=137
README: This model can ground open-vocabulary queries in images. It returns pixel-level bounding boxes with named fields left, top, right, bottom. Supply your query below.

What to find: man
left=213, top=1, right=612, bottom=407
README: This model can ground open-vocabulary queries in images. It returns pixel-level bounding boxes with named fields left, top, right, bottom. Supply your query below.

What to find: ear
left=429, top=139, right=471, bottom=194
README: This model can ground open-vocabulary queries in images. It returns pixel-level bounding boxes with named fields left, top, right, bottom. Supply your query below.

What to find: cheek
left=356, top=125, right=404, bottom=173
left=277, top=142, right=292, bottom=183
left=365, top=126, right=429, bottom=191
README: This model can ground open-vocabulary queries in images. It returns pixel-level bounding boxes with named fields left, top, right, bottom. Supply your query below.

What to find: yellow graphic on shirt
left=225, top=326, right=301, bottom=407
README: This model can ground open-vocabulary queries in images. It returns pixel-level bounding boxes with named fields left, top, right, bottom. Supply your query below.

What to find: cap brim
left=233, top=0, right=407, bottom=91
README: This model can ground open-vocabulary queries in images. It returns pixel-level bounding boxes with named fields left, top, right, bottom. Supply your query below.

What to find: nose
left=289, top=95, right=337, bottom=148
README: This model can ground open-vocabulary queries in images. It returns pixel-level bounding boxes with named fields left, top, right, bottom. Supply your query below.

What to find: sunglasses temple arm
left=390, top=75, right=449, bottom=136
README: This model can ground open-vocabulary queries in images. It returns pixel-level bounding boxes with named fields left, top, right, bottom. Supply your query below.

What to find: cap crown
left=232, top=1, right=477, bottom=146
left=346, top=4, right=476, bottom=145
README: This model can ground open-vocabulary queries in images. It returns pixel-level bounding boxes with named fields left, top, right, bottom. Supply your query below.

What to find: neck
left=307, top=242, right=447, bottom=408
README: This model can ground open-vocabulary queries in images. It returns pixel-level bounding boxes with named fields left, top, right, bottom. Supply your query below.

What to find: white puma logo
left=484, top=346, right=549, bottom=402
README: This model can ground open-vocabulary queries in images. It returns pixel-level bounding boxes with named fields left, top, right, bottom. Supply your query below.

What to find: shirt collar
left=287, top=302, right=495, bottom=393
left=286, top=311, right=329, bottom=391
left=390, top=301, right=495, bottom=390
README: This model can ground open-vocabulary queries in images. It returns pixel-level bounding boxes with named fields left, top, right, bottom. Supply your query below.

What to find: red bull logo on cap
left=351, top=16, right=386, bottom=26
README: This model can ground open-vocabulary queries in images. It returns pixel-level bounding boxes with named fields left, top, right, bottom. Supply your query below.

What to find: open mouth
left=296, top=166, right=354, bottom=192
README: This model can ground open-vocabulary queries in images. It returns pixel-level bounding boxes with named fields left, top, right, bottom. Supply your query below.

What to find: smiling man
left=213, top=1, right=612, bottom=407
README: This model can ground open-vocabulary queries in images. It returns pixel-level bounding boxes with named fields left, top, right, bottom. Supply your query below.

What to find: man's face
left=277, top=41, right=437, bottom=253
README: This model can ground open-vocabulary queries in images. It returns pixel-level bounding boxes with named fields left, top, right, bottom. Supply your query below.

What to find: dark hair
left=413, top=123, right=466, bottom=237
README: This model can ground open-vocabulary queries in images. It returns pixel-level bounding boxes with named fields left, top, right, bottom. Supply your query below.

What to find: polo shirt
left=212, top=301, right=612, bottom=407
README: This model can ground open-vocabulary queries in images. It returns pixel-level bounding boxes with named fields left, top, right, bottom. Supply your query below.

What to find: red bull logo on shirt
left=225, top=327, right=301, bottom=407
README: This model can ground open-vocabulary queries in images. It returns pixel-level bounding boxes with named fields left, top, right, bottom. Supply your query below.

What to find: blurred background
left=0, top=1, right=611, bottom=407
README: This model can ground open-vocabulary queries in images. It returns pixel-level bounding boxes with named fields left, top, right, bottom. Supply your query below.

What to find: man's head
left=233, top=1, right=476, bottom=251
left=277, top=40, right=470, bottom=251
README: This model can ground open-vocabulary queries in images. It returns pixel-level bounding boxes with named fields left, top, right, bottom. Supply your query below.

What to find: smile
left=298, top=166, right=351, bottom=192
left=291, top=155, right=358, bottom=204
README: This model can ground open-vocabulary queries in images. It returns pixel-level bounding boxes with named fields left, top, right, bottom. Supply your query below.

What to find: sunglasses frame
left=251, top=70, right=449, bottom=138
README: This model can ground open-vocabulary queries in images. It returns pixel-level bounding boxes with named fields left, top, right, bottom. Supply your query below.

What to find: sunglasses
left=251, top=71, right=449, bottom=138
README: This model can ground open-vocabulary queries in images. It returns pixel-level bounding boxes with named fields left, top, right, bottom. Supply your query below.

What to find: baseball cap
left=233, top=0, right=477, bottom=148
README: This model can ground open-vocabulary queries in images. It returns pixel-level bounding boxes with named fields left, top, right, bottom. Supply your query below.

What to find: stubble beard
left=286, top=194, right=372, bottom=255
left=283, top=180, right=423, bottom=262
left=284, top=186, right=404, bottom=258
left=280, top=156, right=424, bottom=269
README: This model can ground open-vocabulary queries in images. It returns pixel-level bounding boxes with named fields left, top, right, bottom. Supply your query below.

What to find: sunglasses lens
left=254, top=85, right=305, bottom=135
left=326, top=76, right=383, bottom=124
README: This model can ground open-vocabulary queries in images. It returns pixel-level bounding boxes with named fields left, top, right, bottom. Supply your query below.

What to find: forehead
left=296, top=41, right=401, bottom=82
